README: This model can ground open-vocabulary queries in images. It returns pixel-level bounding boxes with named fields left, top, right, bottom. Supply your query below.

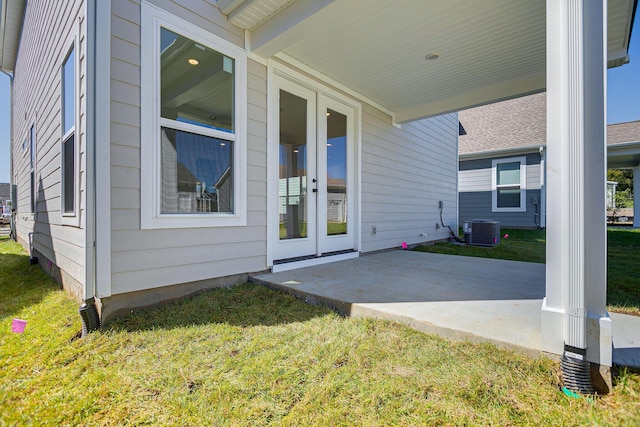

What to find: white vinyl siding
left=109, top=0, right=266, bottom=294
left=360, top=108, right=458, bottom=252
left=11, top=0, right=87, bottom=287
left=492, top=156, right=526, bottom=212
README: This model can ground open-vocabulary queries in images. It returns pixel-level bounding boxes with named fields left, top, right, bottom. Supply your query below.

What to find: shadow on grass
left=107, top=283, right=334, bottom=332
left=0, top=243, right=60, bottom=320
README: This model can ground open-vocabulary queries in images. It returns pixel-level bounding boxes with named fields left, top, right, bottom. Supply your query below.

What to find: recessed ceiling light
left=293, top=149, right=299, bottom=153
left=188, top=58, right=200, bottom=65
left=425, top=52, right=441, bottom=61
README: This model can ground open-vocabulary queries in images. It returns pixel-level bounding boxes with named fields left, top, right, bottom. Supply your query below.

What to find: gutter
left=79, top=0, right=100, bottom=335
left=459, top=145, right=542, bottom=161
left=1, top=70, right=14, bottom=235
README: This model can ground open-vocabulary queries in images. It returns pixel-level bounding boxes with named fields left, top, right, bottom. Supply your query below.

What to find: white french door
left=273, top=75, right=357, bottom=262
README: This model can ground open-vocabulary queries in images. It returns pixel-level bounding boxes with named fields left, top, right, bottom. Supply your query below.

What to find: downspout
left=1, top=70, right=15, bottom=240
left=539, top=146, right=546, bottom=229
left=78, top=0, right=100, bottom=335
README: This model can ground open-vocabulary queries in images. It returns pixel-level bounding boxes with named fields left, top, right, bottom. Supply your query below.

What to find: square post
left=542, top=0, right=611, bottom=378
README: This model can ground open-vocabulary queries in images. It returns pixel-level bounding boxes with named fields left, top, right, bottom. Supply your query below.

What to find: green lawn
left=2, top=235, right=640, bottom=425
left=414, top=228, right=640, bottom=316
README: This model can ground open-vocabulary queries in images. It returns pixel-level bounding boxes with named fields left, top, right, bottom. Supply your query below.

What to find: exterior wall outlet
left=371, top=225, right=377, bottom=236
left=438, top=200, right=444, bottom=209
left=435, top=223, right=441, bottom=230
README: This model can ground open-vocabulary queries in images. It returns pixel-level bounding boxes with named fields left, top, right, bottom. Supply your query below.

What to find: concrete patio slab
left=250, top=251, right=640, bottom=368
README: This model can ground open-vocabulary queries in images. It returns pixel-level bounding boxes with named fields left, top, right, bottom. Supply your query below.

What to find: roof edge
left=459, top=145, right=542, bottom=161
left=0, top=0, right=26, bottom=73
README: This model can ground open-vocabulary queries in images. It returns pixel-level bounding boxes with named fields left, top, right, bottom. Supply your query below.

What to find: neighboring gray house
left=459, top=93, right=640, bottom=228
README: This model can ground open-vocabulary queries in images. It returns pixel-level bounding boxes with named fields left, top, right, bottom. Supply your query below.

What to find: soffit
left=220, top=0, right=296, bottom=30
left=0, top=0, right=26, bottom=73
left=226, top=0, right=635, bottom=122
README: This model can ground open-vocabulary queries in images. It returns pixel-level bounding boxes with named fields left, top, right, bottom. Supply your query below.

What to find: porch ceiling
left=224, top=0, right=636, bottom=123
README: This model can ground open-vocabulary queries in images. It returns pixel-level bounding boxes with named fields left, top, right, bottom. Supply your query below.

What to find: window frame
left=60, top=32, right=80, bottom=226
left=491, top=156, right=526, bottom=213
left=140, top=1, right=247, bottom=229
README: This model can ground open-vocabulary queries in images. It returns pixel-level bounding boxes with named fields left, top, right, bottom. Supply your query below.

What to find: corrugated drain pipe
left=79, top=302, right=101, bottom=337
left=561, top=345, right=595, bottom=395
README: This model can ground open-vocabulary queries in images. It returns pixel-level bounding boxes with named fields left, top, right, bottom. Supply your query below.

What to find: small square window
left=492, top=157, right=526, bottom=212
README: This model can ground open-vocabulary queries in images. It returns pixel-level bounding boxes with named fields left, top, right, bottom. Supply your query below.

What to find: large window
left=61, top=43, right=77, bottom=218
left=159, top=28, right=234, bottom=214
left=492, top=157, right=526, bottom=212
left=141, top=3, right=247, bottom=228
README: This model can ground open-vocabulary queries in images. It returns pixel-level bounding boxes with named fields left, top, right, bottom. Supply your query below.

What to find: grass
left=2, top=235, right=640, bottom=425
left=414, top=228, right=640, bottom=316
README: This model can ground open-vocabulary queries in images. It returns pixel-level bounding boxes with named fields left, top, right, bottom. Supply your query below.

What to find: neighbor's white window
left=140, top=2, right=247, bottom=228
left=492, top=156, right=526, bottom=212
left=61, top=40, right=79, bottom=223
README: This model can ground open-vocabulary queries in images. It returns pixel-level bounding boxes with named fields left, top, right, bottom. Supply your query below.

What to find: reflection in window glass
left=160, top=28, right=234, bottom=133
left=63, top=134, right=75, bottom=213
left=62, top=48, right=75, bottom=135
left=326, top=109, right=347, bottom=236
left=497, top=188, right=521, bottom=208
left=160, top=127, right=233, bottom=214
left=279, top=90, right=308, bottom=239
left=496, top=162, right=520, bottom=185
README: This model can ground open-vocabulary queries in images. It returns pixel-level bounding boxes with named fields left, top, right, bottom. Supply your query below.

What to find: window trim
left=60, top=31, right=81, bottom=226
left=491, top=156, right=526, bottom=213
left=140, top=1, right=247, bottom=229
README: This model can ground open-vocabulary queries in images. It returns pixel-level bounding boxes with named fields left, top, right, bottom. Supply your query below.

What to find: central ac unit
left=464, top=220, right=500, bottom=247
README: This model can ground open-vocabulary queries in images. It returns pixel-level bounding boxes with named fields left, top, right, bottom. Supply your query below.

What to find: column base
left=541, top=298, right=612, bottom=366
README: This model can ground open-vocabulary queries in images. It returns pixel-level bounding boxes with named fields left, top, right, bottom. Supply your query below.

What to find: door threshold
left=272, top=250, right=359, bottom=273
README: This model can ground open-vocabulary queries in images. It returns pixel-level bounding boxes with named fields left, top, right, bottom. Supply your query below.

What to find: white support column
left=634, top=166, right=640, bottom=228
left=542, top=0, right=611, bottom=367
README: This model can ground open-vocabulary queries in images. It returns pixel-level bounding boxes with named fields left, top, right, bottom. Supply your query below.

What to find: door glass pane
left=279, top=90, right=308, bottom=240
left=326, top=109, right=347, bottom=235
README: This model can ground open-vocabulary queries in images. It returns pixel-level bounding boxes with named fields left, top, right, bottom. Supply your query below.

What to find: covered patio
left=217, top=0, right=638, bottom=392
left=251, top=251, right=640, bottom=368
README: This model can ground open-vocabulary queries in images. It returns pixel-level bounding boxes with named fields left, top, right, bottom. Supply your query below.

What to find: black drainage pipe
left=79, top=301, right=101, bottom=337
left=561, top=345, right=595, bottom=395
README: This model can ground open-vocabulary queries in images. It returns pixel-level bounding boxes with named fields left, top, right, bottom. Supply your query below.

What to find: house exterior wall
left=459, top=152, right=543, bottom=228
left=9, top=0, right=458, bottom=314
left=11, top=0, right=87, bottom=298
left=361, top=108, right=458, bottom=251
left=108, top=0, right=266, bottom=296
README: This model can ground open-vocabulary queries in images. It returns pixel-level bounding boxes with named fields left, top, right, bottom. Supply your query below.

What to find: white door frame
left=267, top=60, right=362, bottom=268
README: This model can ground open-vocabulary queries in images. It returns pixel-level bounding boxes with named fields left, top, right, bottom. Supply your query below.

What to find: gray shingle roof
left=458, top=92, right=640, bottom=155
